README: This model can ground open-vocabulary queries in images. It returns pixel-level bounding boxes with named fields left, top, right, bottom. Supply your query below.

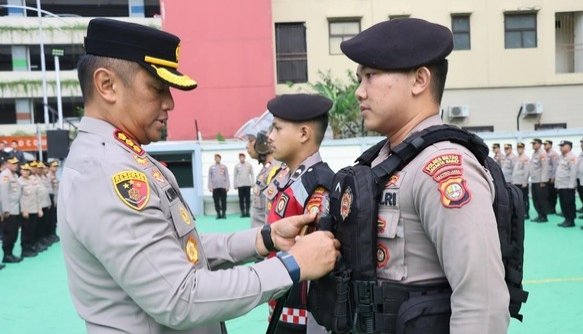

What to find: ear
left=93, top=68, right=118, bottom=103
left=411, top=66, right=431, bottom=97
left=298, top=124, right=311, bottom=144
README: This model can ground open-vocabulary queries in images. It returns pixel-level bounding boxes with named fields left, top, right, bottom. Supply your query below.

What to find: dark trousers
left=49, top=195, right=58, bottom=236
left=577, top=179, right=583, bottom=208
left=558, top=188, right=576, bottom=221
left=547, top=181, right=558, bottom=213
left=212, top=188, right=227, bottom=216
left=35, top=207, right=50, bottom=242
left=531, top=182, right=549, bottom=218
left=238, top=186, right=251, bottom=215
left=21, top=213, right=38, bottom=250
left=2, top=215, right=21, bottom=256
left=514, top=184, right=530, bottom=217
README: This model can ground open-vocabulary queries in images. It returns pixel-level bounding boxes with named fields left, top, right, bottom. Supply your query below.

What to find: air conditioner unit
left=448, top=105, right=469, bottom=118
left=522, top=102, right=543, bottom=116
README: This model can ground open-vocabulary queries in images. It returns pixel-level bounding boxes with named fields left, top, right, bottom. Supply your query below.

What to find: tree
left=309, top=70, right=366, bottom=138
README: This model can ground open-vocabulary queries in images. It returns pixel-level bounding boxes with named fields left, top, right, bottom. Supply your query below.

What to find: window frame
left=451, top=14, right=471, bottom=51
left=275, top=22, right=308, bottom=84
left=328, top=18, right=361, bottom=55
left=504, top=12, right=538, bottom=49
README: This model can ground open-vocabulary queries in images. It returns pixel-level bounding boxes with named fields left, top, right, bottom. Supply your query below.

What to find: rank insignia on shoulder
left=186, top=236, right=199, bottom=264
left=180, top=206, right=191, bottom=225
left=134, top=155, right=149, bottom=166
left=114, top=130, right=144, bottom=156
left=438, top=177, right=471, bottom=208
left=112, top=170, right=150, bottom=210
left=151, top=168, right=166, bottom=184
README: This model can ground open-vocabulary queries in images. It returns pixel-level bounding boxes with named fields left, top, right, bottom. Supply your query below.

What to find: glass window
left=29, top=44, right=84, bottom=71
left=25, top=0, right=133, bottom=17
left=275, top=23, right=308, bottom=84
left=0, top=99, right=17, bottom=124
left=329, top=20, right=360, bottom=55
left=505, top=13, right=537, bottom=49
left=0, top=45, right=12, bottom=71
left=452, top=15, right=471, bottom=50
left=32, top=96, right=84, bottom=125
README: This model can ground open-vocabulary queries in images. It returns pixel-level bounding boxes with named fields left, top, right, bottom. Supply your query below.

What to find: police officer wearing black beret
left=58, top=18, right=339, bottom=334
left=341, top=18, right=510, bottom=333
left=264, top=93, right=335, bottom=333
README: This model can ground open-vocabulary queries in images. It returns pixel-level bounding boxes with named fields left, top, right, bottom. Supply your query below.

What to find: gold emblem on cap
left=186, top=236, right=199, bottom=264
left=180, top=206, right=191, bottom=225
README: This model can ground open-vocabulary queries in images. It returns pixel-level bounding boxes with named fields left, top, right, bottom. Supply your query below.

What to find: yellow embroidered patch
left=186, top=236, right=199, bottom=264
left=180, top=206, right=191, bottom=225
left=112, top=170, right=150, bottom=211
left=114, top=130, right=144, bottom=156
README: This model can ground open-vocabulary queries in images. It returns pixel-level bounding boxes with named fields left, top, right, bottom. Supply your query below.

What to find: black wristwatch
left=261, top=224, right=277, bottom=252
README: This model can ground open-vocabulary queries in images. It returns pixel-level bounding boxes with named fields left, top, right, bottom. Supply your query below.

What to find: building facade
left=1, top=0, right=582, bottom=141
left=272, top=0, right=583, bottom=132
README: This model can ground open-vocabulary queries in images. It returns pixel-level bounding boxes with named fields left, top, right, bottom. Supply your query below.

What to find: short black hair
left=310, top=113, right=329, bottom=145
left=425, top=59, right=448, bottom=104
left=77, top=54, right=140, bottom=102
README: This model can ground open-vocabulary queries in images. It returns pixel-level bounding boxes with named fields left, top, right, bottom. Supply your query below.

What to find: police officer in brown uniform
left=235, top=112, right=282, bottom=229
left=341, top=18, right=509, bottom=333
left=1, top=157, right=23, bottom=263
left=512, top=142, right=531, bottom=219
left=501, top=143, right=517, bottom=183
left=530, top=138, right=550, bottom=222
left=577, top=138, right=583, bottom=217
left=544, top=140, right=560, bottom=214
left=208, top=154, right=230, bottom=219
left=18, top=163, right=43, bottom=256
left=59, top=18, right=339, bottom=334
left=555, top=140, right=577, bottom=227
left=492, top=143, right=503, bottom=166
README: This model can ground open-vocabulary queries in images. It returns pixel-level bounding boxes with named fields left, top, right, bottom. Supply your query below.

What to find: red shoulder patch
left=438, top=177, right=472, bottom=208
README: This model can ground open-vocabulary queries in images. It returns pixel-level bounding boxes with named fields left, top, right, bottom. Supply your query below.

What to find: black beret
left=84, top=18, right=197, bottom=90
left=531, top=138, right=542, bottom=144
left=559, top=140, right=572, bottom=147
left=341, top=18, right=453, bottom=71
left=267, top=94, right=332, bottom=122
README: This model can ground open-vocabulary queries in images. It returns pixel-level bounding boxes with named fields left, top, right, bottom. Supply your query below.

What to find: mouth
left=359, top=105, right=370, bottom=113
left=157, top=119, right=167, bottom=126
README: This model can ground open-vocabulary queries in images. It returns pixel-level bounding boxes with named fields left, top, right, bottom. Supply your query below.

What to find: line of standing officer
left=555, top=141, right=578, bottom=228
left=544, top=140, right=560, bottom=214
left=512, top=143, right=531, bottom=219
left=530, top=138, right=550, bottom=223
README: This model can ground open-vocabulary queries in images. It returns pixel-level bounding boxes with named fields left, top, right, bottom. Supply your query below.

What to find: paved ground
left=1, top=203, right=582, bottom=333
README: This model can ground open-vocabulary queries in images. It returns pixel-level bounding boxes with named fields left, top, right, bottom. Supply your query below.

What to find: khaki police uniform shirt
left=208, top=163, right=230, bottom=190
left=512, top=153, right=530, bottom=186
left=19, top=176, right=42, bottom=214
left=545, top=149, right=560, bottom=181
left=37, top=174, right=52, bottom=208
left=501, top=152, right=517, bottom=183
left=59, top=117, right=292, bottom=334
left=233, top=161, right=254, bottom=188
left=530, top=148, right=549, bottom=183
left=372, top=115, right=509, bottom=334
left=577, top=151, right=583, bottom=183
left=555, top=152, right=577, bottom=189
left=1, top=168, right=21, bottom=215
left=250, top=159, right=281, bottom=228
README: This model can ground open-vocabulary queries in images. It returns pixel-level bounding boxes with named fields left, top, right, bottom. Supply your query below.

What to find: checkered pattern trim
left=268, top=305, right=308, bottom=325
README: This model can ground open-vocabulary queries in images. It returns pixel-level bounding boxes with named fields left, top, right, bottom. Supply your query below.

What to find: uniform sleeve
left=541, top=153, right=550, bottom=182
left=207, top=167, right=213, bottom=189
left=225, top=165, right=230, bottom=188
left=570, top=157, right=578, bottom=189
left=233, top=165, right=239, bottom=188
left=412, top=148, right=510, bottom=333
left=63, top=162, right=291, bottom=330
left=1, top=174, right=9, bottom=212
left=201, top=228, right=262, bottom=268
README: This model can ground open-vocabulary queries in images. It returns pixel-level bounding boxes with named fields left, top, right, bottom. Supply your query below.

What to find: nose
left=355, top=81, right=366, bottom=102
left=163, top=89, right=175, bottom=112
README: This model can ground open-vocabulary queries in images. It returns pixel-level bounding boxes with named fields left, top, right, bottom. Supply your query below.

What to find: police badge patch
left=186, top=236, right=199, bottom=264
left=275, top=193, right=290, bottom=217
left=340, top=186, right=353, bottom=221
left=438, top=177, right=472, bottom=208
left=112, top=170, right=150, bottom=210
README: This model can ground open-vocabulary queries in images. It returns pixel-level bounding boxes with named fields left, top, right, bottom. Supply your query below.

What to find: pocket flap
left=170, top=203, right=195, bottom=237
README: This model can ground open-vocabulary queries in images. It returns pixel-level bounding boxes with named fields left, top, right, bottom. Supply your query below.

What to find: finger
left=332, top=239, right=341, bottom=249
left=290, top=212, right=317, bottom=227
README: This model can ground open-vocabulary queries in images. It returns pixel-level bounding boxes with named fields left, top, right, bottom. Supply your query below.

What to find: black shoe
left=216, top=215, right=221, bottom=220
left=525, top=214, right=530, bottom=220
left=549, top=210, right=557, bottom=215
left=33, top=243, right=48, bottom=252
left=577, top=207, right=583, bottom=213
left=3, top=254, right=21, bottom=263
left=21, top=249, right=38, bottom=257
left=579, top=215, right=583, bottom=219
left=0, top=263, right=5, bottom=270
left=531, top=217, right=543, bottom=222
left=533, top=217, right=548, bottom=223
left=558, top=221, right=575, bottom=228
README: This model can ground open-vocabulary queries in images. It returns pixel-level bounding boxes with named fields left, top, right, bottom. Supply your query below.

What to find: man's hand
left=289, top=232, right=340, bottom=281
left=255, top=212, right=318, bottom=256
left=272, top=212, right=317, bottom=251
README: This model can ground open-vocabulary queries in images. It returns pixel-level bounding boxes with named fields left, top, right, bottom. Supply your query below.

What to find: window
left=0, top=99, right=17, bottom=124
left=505, top=13, right=537, bottom=49
left=32, top=96, right=84, bottom=125
left=451, top=15, right=471, bottom=50
left=29, top=44, right=84, bottom=71
left=329, top=20, right=360, bottom=55
left=461, top=126, right=494, bottom=133
left=275, top=23, right=308, bottom=84
left=389, top=15, right=410, bottom=20
left=0, top=46, right=12, bottom=71
left=24, top=0, right=160, bottom=17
